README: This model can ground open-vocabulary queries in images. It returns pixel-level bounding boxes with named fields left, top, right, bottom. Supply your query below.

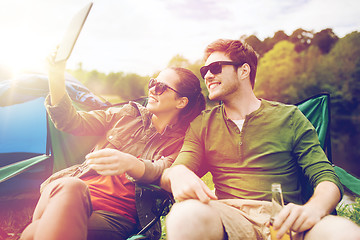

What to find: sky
left=0, top=0, right=359, bottom=78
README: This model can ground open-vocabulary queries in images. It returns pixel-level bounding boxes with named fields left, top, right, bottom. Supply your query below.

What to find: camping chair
left=295, top=93, right=360, bottom=203
left=127, top=183, right=174, bottom=240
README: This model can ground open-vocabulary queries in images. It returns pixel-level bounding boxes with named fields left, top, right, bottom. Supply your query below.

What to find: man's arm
left=161, top=165, right=217, bottom=203
left=273, top=181, right=341, bottom=239
left=160, top=113, right=217, bottom=203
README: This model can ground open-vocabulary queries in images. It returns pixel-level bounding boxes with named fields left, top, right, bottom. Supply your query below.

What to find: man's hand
left=272, top=181, right=340, bottom=239
left=162, top=165, right=217, bottom=203
left=273, top=202, right=323, bottom=239
left=85, top=148, right=145, bottom=178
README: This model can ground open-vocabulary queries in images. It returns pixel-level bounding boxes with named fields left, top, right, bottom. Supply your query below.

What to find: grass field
left=337, top=195, right=360, bottom=226
left=0, top=196, right=38, bottom=240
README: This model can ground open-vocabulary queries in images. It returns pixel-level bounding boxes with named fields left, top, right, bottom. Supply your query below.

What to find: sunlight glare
left=0, top=29, right=52, bottom=79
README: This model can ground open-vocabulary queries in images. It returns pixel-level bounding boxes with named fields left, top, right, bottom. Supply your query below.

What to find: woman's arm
left=85, top=148, right=177, bottom=182
left=47, top=52, right=67, bottom=106
left=85, top=148, right=146, bottom=178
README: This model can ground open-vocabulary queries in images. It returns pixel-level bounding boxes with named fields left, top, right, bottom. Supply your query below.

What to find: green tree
left=273, top=30, right=289, bottom=43
left=289, top=28, right=314, bottom=52
left=83, top=70, right=107, bottom=94
left=167, top=54, right=190, bottom=68
left=318, top=31, right=360, bottom=115
left=113, top=73, right=147, bottom=101
left=312, top=28, right=338, bottom=54
left=255, top=41, right=301, bottom=103
left=187, top=59, right=212, bottom=105
left=244, top=35, right=264, bottom=56
left=67, top=29, right=360, bottom=116
left=350, top=60, right=360, bottom=114
left=106, top=72, right=125, bottom=95
left=71, top=62, right=87, bottom=83
left=294, top=45, right=325, bottom=101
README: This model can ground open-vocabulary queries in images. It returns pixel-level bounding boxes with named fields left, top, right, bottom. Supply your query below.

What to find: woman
left=20, top=54, right=206, bottom=240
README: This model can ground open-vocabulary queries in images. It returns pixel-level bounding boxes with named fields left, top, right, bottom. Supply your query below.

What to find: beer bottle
left=269, top=183, right=292, bottom=240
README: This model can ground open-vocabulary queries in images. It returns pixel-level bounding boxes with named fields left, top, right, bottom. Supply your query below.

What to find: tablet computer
left=55, top=2, right=93, bottom=62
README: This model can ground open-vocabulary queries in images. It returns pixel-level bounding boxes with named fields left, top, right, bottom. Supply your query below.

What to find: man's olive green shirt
left=173, top=99, right=343, bottom=204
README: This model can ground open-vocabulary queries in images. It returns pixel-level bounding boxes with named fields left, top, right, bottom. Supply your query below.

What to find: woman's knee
left=20, top=220, right=39, bottom=240
left=56, top=177, right=87, bottom=192
left=49, top=177, right=88, bottom=195
left=34, top=177, right=91, bottom=219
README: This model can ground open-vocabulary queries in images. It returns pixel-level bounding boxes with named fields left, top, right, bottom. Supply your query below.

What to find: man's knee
left=305, top=215, right=360, bottom=240
left=166, top=200, right=224, bottom=240
left=167, top=199, right=216, bottom=223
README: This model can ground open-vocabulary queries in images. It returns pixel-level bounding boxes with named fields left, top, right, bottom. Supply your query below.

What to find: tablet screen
left=55, top=2, right=93, bottom=62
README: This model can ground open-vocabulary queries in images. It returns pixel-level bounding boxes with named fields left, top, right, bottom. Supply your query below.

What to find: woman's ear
left=176, top=96, right=189, bottom=109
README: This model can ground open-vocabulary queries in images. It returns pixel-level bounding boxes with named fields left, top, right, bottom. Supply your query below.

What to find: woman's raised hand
left=47, top=46, right=67, bottom=105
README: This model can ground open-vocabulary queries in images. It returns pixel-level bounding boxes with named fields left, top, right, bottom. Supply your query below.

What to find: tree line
left=69, top=28, right=360, bottom=116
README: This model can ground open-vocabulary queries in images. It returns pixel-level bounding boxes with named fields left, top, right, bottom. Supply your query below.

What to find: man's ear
left=176, top=96, right=189, bottom=109
left=238, top=63, right=251, bottom=80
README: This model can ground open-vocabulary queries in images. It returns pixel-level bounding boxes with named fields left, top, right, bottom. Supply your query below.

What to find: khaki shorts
left=209, top=199, right=304, bottom=240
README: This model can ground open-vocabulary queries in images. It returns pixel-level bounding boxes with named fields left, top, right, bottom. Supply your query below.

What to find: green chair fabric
left=48, top=117, right=100, bottom=172
left=296, top=93, right=360, bottom=197
left=334, top=166, right=360, bottom=196
left=0, top=154, right=51, bottom=184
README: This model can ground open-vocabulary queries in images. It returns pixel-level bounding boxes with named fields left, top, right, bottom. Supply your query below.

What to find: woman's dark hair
left=171, top=67, right=206, bottom=128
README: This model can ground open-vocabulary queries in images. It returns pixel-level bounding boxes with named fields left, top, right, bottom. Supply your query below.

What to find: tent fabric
left=0, top=97, right=47, bottom=154
left=0, top=96, right=50, bottom=194
left=0, top=73, right=110, bottom=197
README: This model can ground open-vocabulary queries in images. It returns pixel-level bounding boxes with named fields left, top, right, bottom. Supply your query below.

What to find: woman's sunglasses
left=148, top=78, right=183, bottom=96
left=200, top=61, right=244, bottom=79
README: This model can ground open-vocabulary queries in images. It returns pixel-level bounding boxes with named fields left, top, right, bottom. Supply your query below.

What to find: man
left=160, top=39, right=360, bottom=240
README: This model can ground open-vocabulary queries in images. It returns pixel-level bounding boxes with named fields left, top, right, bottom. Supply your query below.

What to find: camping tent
left=0, top=73, right=111, bottom=198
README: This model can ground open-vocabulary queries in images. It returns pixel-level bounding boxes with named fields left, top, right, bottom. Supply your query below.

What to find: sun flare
left=0, top=29, right=53, bottom=79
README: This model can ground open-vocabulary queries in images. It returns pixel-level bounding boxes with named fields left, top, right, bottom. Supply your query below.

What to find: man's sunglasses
left=148, top=78, right=183, bottom=96
left=200, top=61, right=244, bottom=79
